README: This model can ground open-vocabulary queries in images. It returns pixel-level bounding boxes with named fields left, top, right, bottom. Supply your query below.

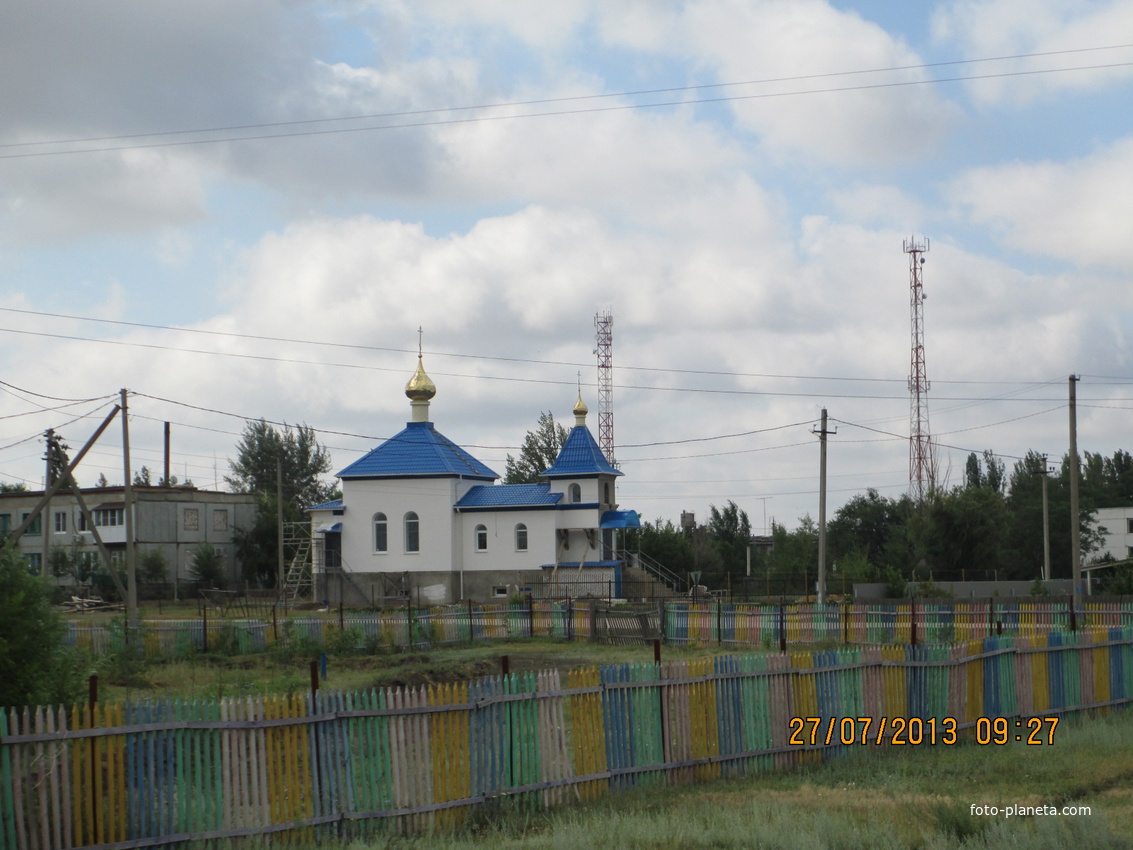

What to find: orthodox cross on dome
left=573, top=372, right=588, bottom=426
left=405, top=326, right=436, bottom=421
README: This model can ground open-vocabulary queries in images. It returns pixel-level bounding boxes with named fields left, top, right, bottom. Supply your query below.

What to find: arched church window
left=570, top=483, right=582, bottom=503
left=373, top=513, right=388, bottom=553
left=404, top=512, right=420, bottom=553
left=515, top=523, right=528, bottom=552
left=475, top=524, right=488, bottom=552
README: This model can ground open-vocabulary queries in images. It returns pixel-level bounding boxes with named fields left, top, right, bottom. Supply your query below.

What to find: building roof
left=337, top=421, right=498, bottom=480
left=308, top=499, right=344, bottom=511
left=599, top=510, right=640, bottom=528
left=455, top=483, right=563, bottom=509
left=542, top=425, right=622, bottom=478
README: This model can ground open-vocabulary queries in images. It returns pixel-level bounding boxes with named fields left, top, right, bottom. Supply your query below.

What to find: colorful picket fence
left=666, top=598, right=1133, bottom=646
left=63, top=598, right=1133, bottom=660
left=4, top=627, right=1133, bottom=850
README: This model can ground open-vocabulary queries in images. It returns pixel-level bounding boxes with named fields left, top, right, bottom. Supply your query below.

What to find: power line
left=0, top=325, right=1104, bottom=404
left=3, top=56, right=1132, bottom=160
left=6, top=43, right=1128, bottom=152
left=0, top=306, right=1065, bottom=386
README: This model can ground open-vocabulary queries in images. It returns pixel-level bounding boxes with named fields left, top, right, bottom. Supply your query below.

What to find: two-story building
left=0, top=485, right=257, bottom=591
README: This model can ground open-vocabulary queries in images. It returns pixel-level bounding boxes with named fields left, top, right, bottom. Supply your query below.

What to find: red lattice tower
left=905, top=236, right=935, bottom=501
left=594, top=310, right=615, bottom=466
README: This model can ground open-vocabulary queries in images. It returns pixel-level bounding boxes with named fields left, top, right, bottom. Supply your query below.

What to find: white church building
left=308, top=354, right=640, bottom=606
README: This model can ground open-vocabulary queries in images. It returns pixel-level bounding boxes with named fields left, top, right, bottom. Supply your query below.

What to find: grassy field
left=68, top=610, right=1133, bottom=848
left=329, top=708, right=1133, bottom=850
left=88, top=631, right=726, bottom=703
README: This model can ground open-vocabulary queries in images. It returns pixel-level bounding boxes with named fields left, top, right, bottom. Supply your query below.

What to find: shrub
left=97, top=617, right=149, bottom=687
left=0, top=545, right=89, bottom=707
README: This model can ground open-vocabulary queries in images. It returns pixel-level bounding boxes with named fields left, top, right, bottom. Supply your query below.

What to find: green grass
left=91, top=637, right=722, bottom=702
left=323, top=708, right=1133, bottom=850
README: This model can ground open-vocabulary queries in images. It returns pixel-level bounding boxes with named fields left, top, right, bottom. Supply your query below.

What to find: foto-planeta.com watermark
left=970, top=803, right=1091, bottom=818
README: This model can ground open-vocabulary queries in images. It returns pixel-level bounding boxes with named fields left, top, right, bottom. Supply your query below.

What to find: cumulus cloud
left=947, top=136, right=1133, bottom=271
left=657, top=0, right=960, bottom=165
left=932, top=0, right=1133, bottom=105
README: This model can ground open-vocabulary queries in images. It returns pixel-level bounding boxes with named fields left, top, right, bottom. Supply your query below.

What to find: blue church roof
left=542, top=425, right=622, bottom=478
left=455, top=483, right=563, bottom=509
left=337, top=421, right=498, bottom=480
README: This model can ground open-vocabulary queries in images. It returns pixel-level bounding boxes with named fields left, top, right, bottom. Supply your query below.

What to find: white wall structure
left=309, top=355, right=639, bottom=605
left=1094, top=507, right=1133, bottom=562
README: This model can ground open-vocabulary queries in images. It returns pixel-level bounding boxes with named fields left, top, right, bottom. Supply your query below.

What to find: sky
left=1, top=1, right=1132, bottom=534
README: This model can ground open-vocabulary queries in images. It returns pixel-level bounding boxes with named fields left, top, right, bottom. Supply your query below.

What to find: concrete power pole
left=1040, top=454, right=1052, bottom=583
left=814, top=409, right=832, bottom=604
left=814, top=409, right=835, bottom=604
left=43, top=429, right=54, bottom=575
left=1068, top=376, right=1081, bottom=610
left=120, top=389, right=138, bottom=625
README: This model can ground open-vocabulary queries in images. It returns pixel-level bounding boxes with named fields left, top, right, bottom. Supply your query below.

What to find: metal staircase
left=626, top=550, right=688, bottom=595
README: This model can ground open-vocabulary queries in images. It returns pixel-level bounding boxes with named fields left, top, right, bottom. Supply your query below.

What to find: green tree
left=504, top=411, right=568, bottom=484
left=706, top=500, right=752, bottom=577
left=133, top=466, right=153, bottom=487
left=911, top=485, right=1009, bottom=579
left=189, top=542, right=226, bottom=589
left=233, top=496, right=305, bottom=588
left=827, top=489, right=915, bottom=581
left=0, top=481, right=28, bottom=493
left=50, top=542, right=98, bottom=587
left=138, top=550, right=168, bottom=584
left=628, top=519, right=694, bottom=575
left=767, top=516, right=819, bottom=596
left=226, top=420, right=336, bottom=508
left=0, top=545, right=87, bottom=706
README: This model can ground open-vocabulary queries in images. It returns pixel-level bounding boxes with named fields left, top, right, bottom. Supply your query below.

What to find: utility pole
left=120, top=389, right=138, bottom=626
left=813, top=409, right=834, bottom=604
left=163, top=422, right=171, bottom=485
left=1040, top=454, right=1052, bottom=583
left=43, top=429, right=55, bottom=575
left=1068, top=376, right=1081, bottom=610
left=277, top=459, right=285, bottom=595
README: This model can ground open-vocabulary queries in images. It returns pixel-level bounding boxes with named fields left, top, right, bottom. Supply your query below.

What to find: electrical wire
left=3, top=50, right=1132, bottom=160
left=0, top=306, right=1073, bottom=387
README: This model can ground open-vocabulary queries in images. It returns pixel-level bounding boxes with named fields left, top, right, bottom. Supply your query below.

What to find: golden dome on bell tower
left=405, top=327, right=436, bottom=421
left=405, top=356, right=436, bottom=402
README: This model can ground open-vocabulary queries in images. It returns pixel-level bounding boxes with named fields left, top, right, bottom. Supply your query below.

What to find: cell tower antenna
left=594, top=310, right=616, bottom=466
left=904, top=235, right=935, bottom=502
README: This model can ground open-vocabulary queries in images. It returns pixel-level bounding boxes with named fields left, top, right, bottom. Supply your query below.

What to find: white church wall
left=337, top=477, right=477, bottom=574
left=456, top=508, right=557, bottom=572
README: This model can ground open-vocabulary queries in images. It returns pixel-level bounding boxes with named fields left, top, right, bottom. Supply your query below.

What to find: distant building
left=308, top=353, right=640, bottom=606
left=0, top=485, right=257, bottom=590
left=1093, top=506, right=1133, bottom=563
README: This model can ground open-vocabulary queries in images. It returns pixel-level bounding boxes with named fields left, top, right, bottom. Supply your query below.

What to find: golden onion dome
left=573, top=393, right=588, bottom=425
left=405, top=356, right=437, bottom=402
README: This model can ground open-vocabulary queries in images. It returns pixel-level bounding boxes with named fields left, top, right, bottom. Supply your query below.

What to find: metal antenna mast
left=905, top=235, right=934, bottom=502
left=594, top=310, right=615, bottom=466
